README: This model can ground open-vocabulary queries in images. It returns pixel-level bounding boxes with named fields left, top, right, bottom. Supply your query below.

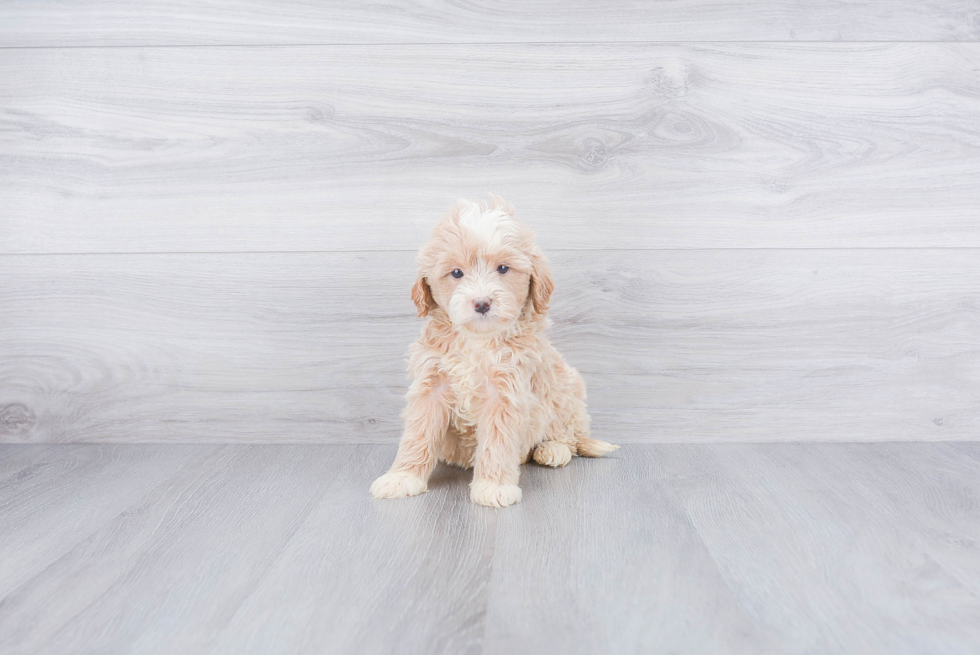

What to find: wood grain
left=0, top=445, right=493, bottom=655
left=806, top=442, right=980, bottom=599
left=0, top=1, right=977, bottom=46
left=2, top=443, right=979, bottom=654
left=483, top=446, right=776, bottom=654
left=654, top=442, right=980, bottom=653
left=0, top=445, right=351, bottom=654
left=0, top=444, right=216, bottom=597
left=208, top=447, right=493, bottom=655
left=950, top=441, right=980, bottom=463
left=2, top=249, right=977, bottom=444
left=2, top=44, right=980, bottom=253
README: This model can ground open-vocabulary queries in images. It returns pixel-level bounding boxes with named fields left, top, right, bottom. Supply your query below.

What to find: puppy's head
left=412, top=196, right=554, bottom=334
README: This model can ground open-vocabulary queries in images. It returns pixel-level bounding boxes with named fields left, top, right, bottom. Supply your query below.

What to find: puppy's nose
left=474, top=299, right=491, bottom=314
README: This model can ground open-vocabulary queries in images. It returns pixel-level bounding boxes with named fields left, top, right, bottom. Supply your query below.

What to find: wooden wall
left=1, top=3, right=978, bottom=443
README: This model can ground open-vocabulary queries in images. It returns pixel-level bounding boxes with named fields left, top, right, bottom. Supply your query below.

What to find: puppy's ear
left=528, top=247, right=555, bottom=315
left=411, top=274, right=436, bottom=317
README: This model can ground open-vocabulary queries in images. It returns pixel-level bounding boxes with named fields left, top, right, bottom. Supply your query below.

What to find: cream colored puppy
left=370, top=196, right=618, bottom=507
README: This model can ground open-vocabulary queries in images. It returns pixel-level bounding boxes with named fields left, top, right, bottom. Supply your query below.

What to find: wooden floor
left=1, top=443, right=979, bottom=654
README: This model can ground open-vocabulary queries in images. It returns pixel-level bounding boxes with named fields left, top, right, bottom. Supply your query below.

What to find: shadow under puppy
left=370, top=196, right=618, bottom=507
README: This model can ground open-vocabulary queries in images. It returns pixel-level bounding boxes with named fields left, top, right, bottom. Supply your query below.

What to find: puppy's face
left=413, top=198, right=554, bottom=334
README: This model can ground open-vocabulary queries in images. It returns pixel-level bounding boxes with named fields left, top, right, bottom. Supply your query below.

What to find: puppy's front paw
left=370, top=471, right=427, bottom=499
left=470, top=480, right=522, bottom=508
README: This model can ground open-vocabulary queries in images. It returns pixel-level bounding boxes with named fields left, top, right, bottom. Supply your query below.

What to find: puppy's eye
left=451, top=269, right=464, bottom=279
left=497, top=265, right=509, bottom=274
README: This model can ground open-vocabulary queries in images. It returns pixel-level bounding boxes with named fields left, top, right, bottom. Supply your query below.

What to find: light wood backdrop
left=1, top=1, right=977, bottom=45
left=1, top=3, right=978, bottom=443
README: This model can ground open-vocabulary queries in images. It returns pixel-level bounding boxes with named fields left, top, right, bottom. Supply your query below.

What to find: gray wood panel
left=1, top=443, right=979, bottom=654
left=483, top=444, right=777, bottom=654
left=652, top=442, right=980, bottom=653
left=804, top=442, right=980, bottom=599
left=0, top=444, right=353, bottom=653
left=0, top=1, right=977, bottom=46
left=0, top=444, right=217, bottom=597
left=208, top=447, right=493, bottom=655
left=950, top=441, right=980, bottom=463
left=3, top=44, right=980, bottom=253
left=2, top=249, right=977, bottom=444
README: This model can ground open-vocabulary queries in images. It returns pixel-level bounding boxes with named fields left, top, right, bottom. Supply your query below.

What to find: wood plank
left=0, top=445, right=353, bottom=654
left=2, top=44, right=980, bottom=253
left=483, top=446, right=776, bottom=654
left=0, top=444, right=59, bottom=482
left=1, top=249, right=977, bottom=443
left=207, top=446, right=494, bottom=655
left=802, top=442, right=980, bottom=598
left=949, top=441, right=980, bottom=463
left=655, top=442, right=980, bottom=653
left=2, top=443, right=980, bottom=653
left=0, top=445, right=493, bottom=654
left=0, top=1, right=977, bottom=46
left=0, top=444, right=216, bottom=598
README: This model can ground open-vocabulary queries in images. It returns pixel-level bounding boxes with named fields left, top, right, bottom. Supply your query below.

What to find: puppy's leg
left=370, top=372, right=450, bottom=499
left=471, top=384, right=527, bottom=508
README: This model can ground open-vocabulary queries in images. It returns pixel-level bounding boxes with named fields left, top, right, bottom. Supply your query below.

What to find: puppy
left=370, top=196, right=618, bottom=507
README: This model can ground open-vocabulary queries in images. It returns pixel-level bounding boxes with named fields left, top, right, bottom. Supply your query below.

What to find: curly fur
left=370, top=196, right=618, bottom=507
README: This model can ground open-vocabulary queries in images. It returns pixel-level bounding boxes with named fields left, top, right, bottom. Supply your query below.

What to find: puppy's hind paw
left=532, top=442, right=573, bottom=467
left=370, top=471, right=427, bottom=499
left=470, top=480, right=522, bottom=508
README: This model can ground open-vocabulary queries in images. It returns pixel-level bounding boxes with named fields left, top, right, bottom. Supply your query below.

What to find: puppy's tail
left=576, top=437, right=620, bottom=458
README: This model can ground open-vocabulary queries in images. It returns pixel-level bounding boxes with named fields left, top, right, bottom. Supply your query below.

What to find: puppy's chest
left=442, top=342, right=517, bottom=427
